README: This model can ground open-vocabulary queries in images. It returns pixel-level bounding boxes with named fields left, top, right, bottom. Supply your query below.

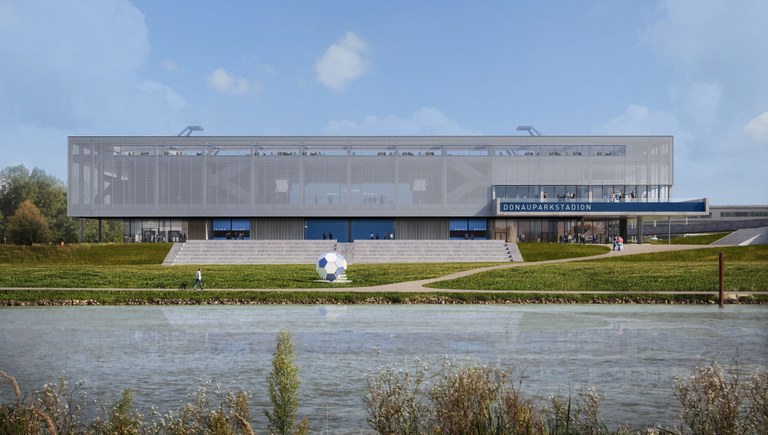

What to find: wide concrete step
left=164, top=239, right=521, bottom=265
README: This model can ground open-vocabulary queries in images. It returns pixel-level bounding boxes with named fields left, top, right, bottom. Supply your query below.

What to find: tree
left=6, top=200, right=52, bottom=245
left=0, top=165, right=35, bottom=223
left=0, top=165, right=111, bottom=244
left=265, top=329, right=305, bottom=435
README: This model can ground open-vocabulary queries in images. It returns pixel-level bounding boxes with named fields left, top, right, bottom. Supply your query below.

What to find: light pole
left=516, top=125, right=543, bottom=136
left=177, top=126, right=204, bottom=136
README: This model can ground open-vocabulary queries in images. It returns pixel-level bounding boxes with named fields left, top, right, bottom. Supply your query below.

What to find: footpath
left=335, top=243, right=732, bottom=294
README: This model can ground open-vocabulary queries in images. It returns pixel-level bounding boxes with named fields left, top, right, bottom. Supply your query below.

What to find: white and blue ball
left=316, top=252, right=347, bottom=282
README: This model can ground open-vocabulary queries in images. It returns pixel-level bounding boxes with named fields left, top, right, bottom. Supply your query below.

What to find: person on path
left=194, top=268, right=203, bottom=290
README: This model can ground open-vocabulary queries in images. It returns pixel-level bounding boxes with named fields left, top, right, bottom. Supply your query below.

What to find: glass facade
left=212, top=218, right=251, bottom=240
left=492, top=218, right=620, bottom=244
left=494, top=184, right=670, bottom=202
left=123, top=218, right=185, bottom=242
left=304, top=218, right=396, bottom=242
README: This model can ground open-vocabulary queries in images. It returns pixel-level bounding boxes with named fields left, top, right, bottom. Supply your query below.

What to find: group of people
left=559, top=233, right=600, bottom=244
left=370, top=232, right=394, bottom=240
left=610, top=191, right=637, bottom=202
left=612, top=236, right=624, bottom=251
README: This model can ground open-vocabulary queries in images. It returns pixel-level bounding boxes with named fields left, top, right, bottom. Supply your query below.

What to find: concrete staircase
left=710, top=227, right=768, bottom=246
left=163, top=239, right=522, bottom=265
left=163, top=240, right=338, bottom=265
left=343, top=240, right=520, bottom=264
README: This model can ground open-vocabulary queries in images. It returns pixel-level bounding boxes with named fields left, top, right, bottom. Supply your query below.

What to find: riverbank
left=1, top=243, right=765, bottom=305
left=1, top=289, right=766, bottom=306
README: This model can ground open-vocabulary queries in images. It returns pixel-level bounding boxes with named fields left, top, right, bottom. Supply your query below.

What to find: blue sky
left=1, top=0, right=767, bottom=204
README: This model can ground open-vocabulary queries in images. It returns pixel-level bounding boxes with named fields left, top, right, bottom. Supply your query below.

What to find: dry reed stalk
left=236, top=414, right=255, bottom=435
left=0, top=369, right=21, bottom=397
left=27, top=406, right=57, bottom=435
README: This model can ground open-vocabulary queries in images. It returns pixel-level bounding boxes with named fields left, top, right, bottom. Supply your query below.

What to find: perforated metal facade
left=68, top=135, right=673, bottom=219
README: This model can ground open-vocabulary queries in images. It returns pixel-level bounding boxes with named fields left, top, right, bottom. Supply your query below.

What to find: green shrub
left=265, top=329, right=307, bottom=435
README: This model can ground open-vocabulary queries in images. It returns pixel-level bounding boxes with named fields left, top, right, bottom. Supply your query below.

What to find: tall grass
left=2, top=354, right=767, bottom=433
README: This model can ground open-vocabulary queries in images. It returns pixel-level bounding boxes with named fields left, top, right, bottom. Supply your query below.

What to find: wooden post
left=719, top=252, right=725, bottom=308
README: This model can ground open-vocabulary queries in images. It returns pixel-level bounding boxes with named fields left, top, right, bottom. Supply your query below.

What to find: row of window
left=494, top=185, right=671, bottom=202
left=105, top=144, right=628, bottom=158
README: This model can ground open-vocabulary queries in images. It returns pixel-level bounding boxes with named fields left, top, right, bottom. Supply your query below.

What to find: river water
left=1, top=305, right=766, bottom=433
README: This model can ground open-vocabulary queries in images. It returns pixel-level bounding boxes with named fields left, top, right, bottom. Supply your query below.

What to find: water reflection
left=1, top=305, right=766, bottom=432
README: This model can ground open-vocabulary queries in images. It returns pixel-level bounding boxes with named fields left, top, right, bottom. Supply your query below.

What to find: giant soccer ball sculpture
left=316, top=251, right=348, bottom=282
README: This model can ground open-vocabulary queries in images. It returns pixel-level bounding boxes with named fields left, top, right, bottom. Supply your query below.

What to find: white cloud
left=745, top=112, right=768, bottom=143
left=326, top=107, right=475, bottom=135
left=0, top=0, right=191, bottom=180
left=137, top=80, right=186, bottom=109
left=595, top=105, right=681, bottom=136
left=208, top=67, right=262, bottom=95
left=597, top=1, right=768, bottom=204
left=260, top=63, right=277, bottom=78
left=162, top=59, right=180, bottom=72
left=674, top=82, right=722, bottom=133
left=315, top=31, right=371, bottom=91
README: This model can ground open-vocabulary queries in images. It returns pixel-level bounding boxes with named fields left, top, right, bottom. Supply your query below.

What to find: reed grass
left=2, top=343, right=767, bottom=434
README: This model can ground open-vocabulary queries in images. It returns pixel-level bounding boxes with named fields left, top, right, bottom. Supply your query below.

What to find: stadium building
left=67, top=135, right=709, bottom=244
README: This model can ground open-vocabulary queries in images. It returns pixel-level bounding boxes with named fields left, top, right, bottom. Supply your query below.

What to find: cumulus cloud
left=595, top=105, right=681, bottom=136
left=137, top=80, right=186, bottom=109
left=0, top=0, right=190, bottom=180
left=745, top=112, right=768, bottom=143
left=315, top=31, right=371, bottom=91
left=208, top=67, right=262, bottom=95
left=325, top=107, right=476, bottom=135
left=162, top=59, right=180, bottom=72
left=598, top=0, right=768, bottom=204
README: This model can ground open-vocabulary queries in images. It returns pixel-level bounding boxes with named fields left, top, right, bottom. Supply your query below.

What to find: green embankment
left=646, top=232, right=731, bottom=245
left=669, top=232, right=731, bottom=245
left=1, top=243, right=767, bottom=305
left=0, top=243, right=171, bottom=265
left=426, top=245, right=768, bottom=292
left=0, top=262, right=499, bottom=289
left=517, top=243, right=609, bottom=261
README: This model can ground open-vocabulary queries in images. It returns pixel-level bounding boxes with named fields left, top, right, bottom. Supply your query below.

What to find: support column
left=506, top=220, right=517, bottom=243
left=619, top=218, right=628, bottom=242
left=637, top=217, right=644, bottom=244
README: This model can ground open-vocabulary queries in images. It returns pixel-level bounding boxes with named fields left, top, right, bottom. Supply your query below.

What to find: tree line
left=0, top=165, right=122, bottom=245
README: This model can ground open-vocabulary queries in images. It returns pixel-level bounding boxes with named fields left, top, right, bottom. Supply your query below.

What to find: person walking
left=194, top=268, right=203, bottom=290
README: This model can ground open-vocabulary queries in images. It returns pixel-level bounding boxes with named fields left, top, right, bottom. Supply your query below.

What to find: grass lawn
left=0, top=243, right=171, bottom=265
left=2, top=243, right=767, bottom=305
left=0, top=262, right=500, bottom=289
left=517, top=243, right=609, bottom=261
left=647, top=232, right=731, bottom=245
left=426, top=245, right=768, bottom=292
